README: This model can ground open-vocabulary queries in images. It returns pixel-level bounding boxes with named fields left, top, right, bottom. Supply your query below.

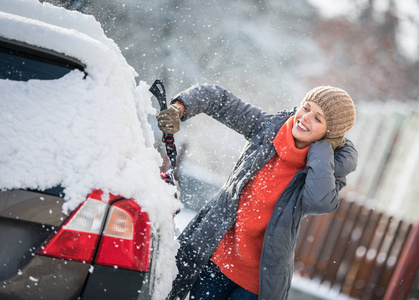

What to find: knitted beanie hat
left=301, top=86, right=356, bottom=139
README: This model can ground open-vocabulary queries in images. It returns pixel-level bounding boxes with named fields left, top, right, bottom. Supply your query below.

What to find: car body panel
left=81, top=265, right=150, bottom=300
left=0, top=189, right=66, bottom=226
left=0, top=255, right=89, bottom=300
left=0, top=190, right=64, bottom=281
left=0, top=189, right=154, bottom=300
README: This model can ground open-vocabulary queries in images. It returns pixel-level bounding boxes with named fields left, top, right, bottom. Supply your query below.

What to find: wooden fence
left=294, top=193, right=416, bottom=299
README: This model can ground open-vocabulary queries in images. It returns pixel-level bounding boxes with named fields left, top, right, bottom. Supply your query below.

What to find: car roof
left=0, top=0, right=133, bottom=78
left=0, top=0, right=105, bottom=43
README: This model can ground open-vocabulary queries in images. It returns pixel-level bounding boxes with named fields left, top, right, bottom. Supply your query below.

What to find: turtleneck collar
left=273, top=116, right=308, bottom=167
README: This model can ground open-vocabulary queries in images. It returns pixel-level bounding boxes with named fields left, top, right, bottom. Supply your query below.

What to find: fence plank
left=384, top=222, right=419, bottom=300
left=317, top=200, right=360, bottom=287
left=339, top=209, right=382, bottom=296
left=368, top=220, right=412, bottom=300
left=294, top=195, right=415, bottom=299
left=351, top=215, right=392, bottom=299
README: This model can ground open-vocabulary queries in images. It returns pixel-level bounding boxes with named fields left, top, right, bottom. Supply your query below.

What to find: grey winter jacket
left=167, top=84, right=358, bottom=300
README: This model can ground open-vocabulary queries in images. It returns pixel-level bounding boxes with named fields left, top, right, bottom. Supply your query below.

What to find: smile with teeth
left=297, top=120, right=309, bottom=132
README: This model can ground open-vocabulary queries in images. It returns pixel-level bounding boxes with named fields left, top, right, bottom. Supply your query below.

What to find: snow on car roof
left=0, top=0, right=130, bottom=82
left=0, top=1, right=180, bottom=298
left=0, top=0, right=104, bottom=40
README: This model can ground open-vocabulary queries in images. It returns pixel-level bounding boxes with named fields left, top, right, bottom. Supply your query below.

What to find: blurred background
left=44, top=0, right=419, bottom=224
left=42, top=0, right=419, bottom=299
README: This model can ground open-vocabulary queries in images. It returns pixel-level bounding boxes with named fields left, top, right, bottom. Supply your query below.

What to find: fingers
left=157, top=119, right=178, bottom=134
left=157, top=106, right=181, bottom=134
left=322, top=136, right=345, bottom=150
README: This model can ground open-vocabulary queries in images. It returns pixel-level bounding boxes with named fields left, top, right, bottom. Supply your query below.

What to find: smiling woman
left=292, top=102, right=327, bottom=149
left=156, top=83, right=358, bottom=300
left=293, top=86, right=356, bottom=150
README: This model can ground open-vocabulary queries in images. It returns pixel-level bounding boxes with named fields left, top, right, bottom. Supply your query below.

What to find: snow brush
left=149, top=79, right=177, bottom=186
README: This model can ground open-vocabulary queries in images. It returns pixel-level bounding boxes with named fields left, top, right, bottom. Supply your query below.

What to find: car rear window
left=0, top=37, right=86, bottom=81
left=28, top=186, right=65, bottom=198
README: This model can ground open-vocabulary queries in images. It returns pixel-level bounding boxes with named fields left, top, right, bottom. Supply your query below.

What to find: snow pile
left=0, top=0, right=180, bottom=298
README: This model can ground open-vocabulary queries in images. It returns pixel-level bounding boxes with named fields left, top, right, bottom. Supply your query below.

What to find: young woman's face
left=292, top=101, right=327, bottom=149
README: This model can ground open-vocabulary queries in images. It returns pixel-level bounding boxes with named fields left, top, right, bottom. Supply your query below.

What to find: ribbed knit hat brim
left=301, top=86, right=356, bottom=139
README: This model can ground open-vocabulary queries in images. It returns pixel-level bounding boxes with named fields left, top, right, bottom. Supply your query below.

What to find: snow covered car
left=0, top=1, right=179, bottom=299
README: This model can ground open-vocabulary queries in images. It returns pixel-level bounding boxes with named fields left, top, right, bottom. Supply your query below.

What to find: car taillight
left=38, top=190, right=108, bottom=262
left=94, top=199, right=151, bottom=272
left=38, top=190, right=151, bottom=272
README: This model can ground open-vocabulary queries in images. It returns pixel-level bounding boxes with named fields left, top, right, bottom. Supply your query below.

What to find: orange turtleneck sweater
left=211, top=116, right=309, bottom=295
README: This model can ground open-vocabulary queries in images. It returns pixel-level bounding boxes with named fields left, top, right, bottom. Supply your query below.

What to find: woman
left=157, top=84, right=358, bottom=300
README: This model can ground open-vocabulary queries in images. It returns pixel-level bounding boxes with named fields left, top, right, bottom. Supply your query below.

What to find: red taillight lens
left=94, top=199, right=151, bottom=272
left=38, top=190, right=151, bottom=272
left=38, top=190, right=108, bottom=262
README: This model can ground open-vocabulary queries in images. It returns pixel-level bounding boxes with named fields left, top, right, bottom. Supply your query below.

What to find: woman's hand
left=156, top=103, right=184, bottom=134
left=323, top=136, right=345, bottom=150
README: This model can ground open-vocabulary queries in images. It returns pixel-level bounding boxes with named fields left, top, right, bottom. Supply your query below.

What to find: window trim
left=0, top=36, right=87, bottom=76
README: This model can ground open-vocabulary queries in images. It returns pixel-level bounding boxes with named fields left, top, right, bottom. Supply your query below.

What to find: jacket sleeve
left=301, top=139, right=358, bottom=215
left=171, top=83, right=269, bottom=141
